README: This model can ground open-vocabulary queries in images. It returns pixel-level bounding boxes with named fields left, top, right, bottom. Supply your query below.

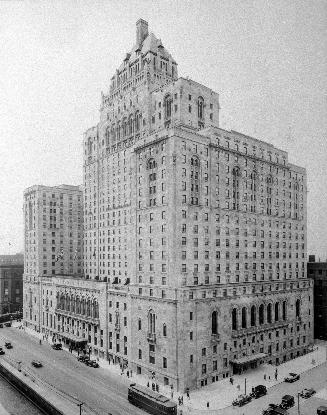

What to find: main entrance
left=231, top=352, right=267, bottom=375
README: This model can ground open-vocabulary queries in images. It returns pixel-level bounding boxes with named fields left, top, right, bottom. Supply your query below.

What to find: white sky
left=0, top=0, right=326, bottom=259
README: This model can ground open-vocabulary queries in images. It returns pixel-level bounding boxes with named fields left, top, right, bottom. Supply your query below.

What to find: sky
left=0, top=0, right=326, bottom=258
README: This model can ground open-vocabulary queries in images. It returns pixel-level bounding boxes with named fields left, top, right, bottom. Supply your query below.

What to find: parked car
left=31, top=360, right=43, bottom=368
left=284, top=372, right=300, bottom=383
left=317, top=407, right=327, bottom=415
left=251, top=384, right=267, bottom=399
left=280, top=395, right=295, bottom=409
left=86, top=359, right=99, bottom=368
left=0, top=347, right=5, bottom=355
left=262, top=405, right=288, bottom=415
left=300, top=388, right=316, bottom=399
left=4, top=342, right=12, bottom=349
left=232, top=394, right=252, bottom=406
left=0, top=324, right=3, bottom=328
left=4, top=323, right=11, bottom=328
left=51, top=343, right=62, bottom=350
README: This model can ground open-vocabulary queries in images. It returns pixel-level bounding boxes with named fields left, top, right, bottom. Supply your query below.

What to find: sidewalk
left=15, top=324, right=327, bottom=413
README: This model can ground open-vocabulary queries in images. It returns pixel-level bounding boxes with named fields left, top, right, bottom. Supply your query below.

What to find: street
left=215, top=361, right=327, bottom=415
left=0, top=326, right=145, bottom=415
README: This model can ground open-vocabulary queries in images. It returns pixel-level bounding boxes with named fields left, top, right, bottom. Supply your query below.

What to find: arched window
left=275, top=302, right=279, bottom=321
left=148, top=310, right=156, bottom=334
left=212, top=311, right=218, bottom=334
left=296, top=299, right=300, bottom=318
left=250, top=172, right=257, bottom=212
left=251, top=305, right=256, bottom=326
left=135, top=111, right=141, bottom=132
left=197, top=96, right=204, bottom=120
left=163, top=323, right=167, bottom=337
left=232, top=308, right=238, bottom=330
left=87, top=137, right=92, bottom=154
left=116, top=122, right=121, bottom=141
left=128, top=114, right=134, bottom=136
left=105, top=126, right=110, bottom=147
left=242, top=307, right=247, bottom=328
left=76, top=297, right=80, bottom=314
left=164, top=94, right=172, bottom=120
left=122, top=117, right=127, bottom=138
left=259, top=304, right=264, bottom=325
left=111, top=124, right=116, bottom=145
left=66, top=294, right=70, bottom=311
left=267, top=303, right=272, bottom=324
left=87, top=299, right=91, bottom=317
left=283, top=301, right=287, bottom=320
left=190, top=156, right=200, bottom=205
left=232, top=167, right=240, bottom=210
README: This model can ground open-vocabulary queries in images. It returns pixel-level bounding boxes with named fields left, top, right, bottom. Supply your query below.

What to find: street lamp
left=297, top=392, right=301, bottom=415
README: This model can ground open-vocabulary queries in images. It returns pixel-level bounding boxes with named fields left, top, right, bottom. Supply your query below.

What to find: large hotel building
left=23, top=20, right=313, bottom=391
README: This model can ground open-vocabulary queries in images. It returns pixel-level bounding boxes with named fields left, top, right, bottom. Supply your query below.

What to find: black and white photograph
left=0, top=1, right=327, bottom=414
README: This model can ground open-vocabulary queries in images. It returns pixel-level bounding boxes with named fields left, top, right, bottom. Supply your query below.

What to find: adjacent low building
left=308, top=255, right=327, bottom=340
left=0, top=254, right=24, bottom=315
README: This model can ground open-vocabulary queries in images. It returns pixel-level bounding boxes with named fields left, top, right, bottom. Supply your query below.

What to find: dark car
left=51, top=343, right=62, bottom=350
left=78, top=355, right=89, bottom=362
left=300, top=388, right=316, bottom=399
left=232, top=394, right=252, bottom=406
left=31, top=360, right=43, bottom=368
left=284, top=372, right=300, bottom=383
left=4, top=342, right=12, bottom=349
left=317, top=407, right=327, bottom=415
left=280, top=395, right=295, bottom=409
left=0, top=324, right=3, bottom=328
left=86, top=359, right=99, bottom=368
left=0, top=347, right=5, bottom=355
left=4, top=323, right=11, bottom=328
left=262, top=405, right=288, bottom=415
left=251, top=384, right=267, bottom=399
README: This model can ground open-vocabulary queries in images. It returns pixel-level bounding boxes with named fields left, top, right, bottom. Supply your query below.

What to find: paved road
left=0, top=326, right=145, bottom=415
left=215, top=361, right=327, bottom=415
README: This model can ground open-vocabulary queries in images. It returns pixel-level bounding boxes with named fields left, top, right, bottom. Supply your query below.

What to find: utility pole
left=77, top=402, right=83, bottom=415
left=297, top=392, right=300, bottom=415
left=244, top=378, right=247, bottom=395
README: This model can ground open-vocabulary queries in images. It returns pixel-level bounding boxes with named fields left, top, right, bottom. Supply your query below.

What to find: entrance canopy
left=56, top=332, right=87, bottom=345
left=231, top=353, right=267, bottom=366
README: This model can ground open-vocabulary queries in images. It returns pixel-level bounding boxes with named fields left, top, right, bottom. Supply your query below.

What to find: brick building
left=23, top=20, right=313, bottom=391
left=308, top=255, right=327, bottom=340
left=0, top=254, right=24, bottom=315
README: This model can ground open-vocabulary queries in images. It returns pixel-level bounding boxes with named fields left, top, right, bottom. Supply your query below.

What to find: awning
left=56, top=332, right=87, bottom=344
left=231, top=353, right=267, bottom=366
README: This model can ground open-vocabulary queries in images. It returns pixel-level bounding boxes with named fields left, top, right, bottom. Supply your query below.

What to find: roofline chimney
left=136, top=19, right=148, bottom=46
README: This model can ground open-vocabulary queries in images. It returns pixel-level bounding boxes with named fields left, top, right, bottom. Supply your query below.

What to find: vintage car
left=232, top=394, right=252, bottom=406
left=251, top=384, right=267, bottom=399
left=4, top=342, right=12, bottom=349
left=299, top=388, right=316, bottom=399
left=284, top=372, right=300, bottom=383
left=280, top=395, right=295, bottom=409
left=31, top=360, right=43, bottom=368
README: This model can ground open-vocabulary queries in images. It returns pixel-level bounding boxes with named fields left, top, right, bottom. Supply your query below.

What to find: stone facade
left=23, top=185, right=83, bottom=331
left=0, top=254, right=24, bottom=315
left=23, top=20, right=313, bottom=392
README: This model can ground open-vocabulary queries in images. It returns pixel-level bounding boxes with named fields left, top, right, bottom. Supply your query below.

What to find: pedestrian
left=181, top=396, right=183, bottom=405
left=178, top=397, right=181, bottom=406
left=206, top=402, right=209, bottom=408
left=275, top=369, right=278, bottom=380
left=264, top=374, right=267, bottom=381
left=130, top=369, right=132, bottom=377
left=186, top=388, right=190, bottom=399
left=231, top=377, right=234, bottom=385
left=156, top=384, right=159, bottom=392
left=127, top=370, right=129, bottom=378
left=147, top=382, right=149, bottom=388
left=39, top=339, right=41, bottom=345
left=268, top=375, right=271, bottom=380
